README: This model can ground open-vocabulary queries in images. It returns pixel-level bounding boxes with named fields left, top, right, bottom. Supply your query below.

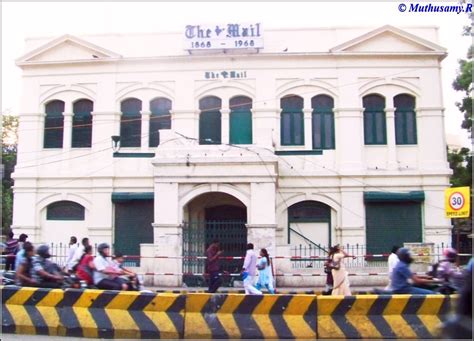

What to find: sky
left=1, top=1, right=472, bottom=148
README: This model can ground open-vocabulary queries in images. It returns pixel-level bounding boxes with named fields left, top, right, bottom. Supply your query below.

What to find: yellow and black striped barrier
left=184, top=293, right=316, bottom=339
left=2, top=286, right=455, bottom=339
left=317, top=294, right=454, bottom=339
left=2, top=286, right=185, bottom=339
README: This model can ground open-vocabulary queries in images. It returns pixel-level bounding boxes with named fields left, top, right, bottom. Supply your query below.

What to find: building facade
left=12, top=25, right=452, bottom=285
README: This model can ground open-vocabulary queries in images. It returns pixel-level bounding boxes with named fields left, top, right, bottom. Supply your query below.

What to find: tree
left=2, top=114, right=18, bottom=235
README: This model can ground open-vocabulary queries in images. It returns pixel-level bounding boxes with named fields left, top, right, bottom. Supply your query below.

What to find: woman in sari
left=330, top=244, right=356, bottom=296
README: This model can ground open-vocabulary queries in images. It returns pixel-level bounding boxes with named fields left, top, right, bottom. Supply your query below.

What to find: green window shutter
left=114, top=200, right=154, bottom=266
left=230, top=110, right=252, bottom=144
left=72, top=99, right=93, bottom=148
left=149, top=98, right=172, bottom=147
left=394, top=94, right=417, bottom=145
left=200, top=111, right=222, bottom=144
left=120, top=98, right=142, bottom=147
left=199, top=96, right=222, bottom=145
left=229, top=96, right=252, bottom=145
left=365, top=202, right=422, bottom=254
left=363, top=95, right=386, bottom=145
left=44, top=100, right=65, bottom=148
left=47, top=200, right=85, bottom=220
left=281, top=96, right=304, bottom=146
left=311, top=95, right=335, bottom=149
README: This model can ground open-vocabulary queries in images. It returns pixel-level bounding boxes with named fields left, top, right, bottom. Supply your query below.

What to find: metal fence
left=289, top=242, right=470, bottom=269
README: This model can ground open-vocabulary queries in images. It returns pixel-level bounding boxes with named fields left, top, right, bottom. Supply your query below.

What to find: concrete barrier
left=184, top=293, right=316, bottom=339
left=2, top=286, right=455, bottom=339
left=2, top=286, right=65, bottom=336
left=2, top=286, right=185, bottom=339
left=317, top=294, right=454, bottom=339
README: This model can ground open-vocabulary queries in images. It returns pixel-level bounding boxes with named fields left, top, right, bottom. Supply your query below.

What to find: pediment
left=330, top=25, right=446, bottom=55
left=17, top=34, right=121, bottom=65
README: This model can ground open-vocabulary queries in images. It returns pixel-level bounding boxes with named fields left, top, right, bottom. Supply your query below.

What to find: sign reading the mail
left=184, top=23, right=263, bottom=50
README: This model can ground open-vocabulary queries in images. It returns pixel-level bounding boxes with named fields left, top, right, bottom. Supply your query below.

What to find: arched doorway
left=182, top=192, right=247, bottom=286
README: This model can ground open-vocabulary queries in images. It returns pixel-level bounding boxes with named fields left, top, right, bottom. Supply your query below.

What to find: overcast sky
left=2, top=1, right=472, bottom=147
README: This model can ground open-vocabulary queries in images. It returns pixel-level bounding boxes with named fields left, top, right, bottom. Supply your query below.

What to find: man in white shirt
left=93, top=243, right=127, bottom=290
left=70, top=237, right=89, bottom=271
left=241, top=243, right=262, bottom=295
left=385, top=245, right=400, bottom=290
left=65, top=236, right=78, bottom=273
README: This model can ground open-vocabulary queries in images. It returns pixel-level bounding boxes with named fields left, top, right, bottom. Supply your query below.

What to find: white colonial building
left=12, top=24, right=452, bottom=285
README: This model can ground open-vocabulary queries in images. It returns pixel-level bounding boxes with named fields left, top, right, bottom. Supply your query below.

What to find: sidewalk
left=148, top=285, right=386, bottom=294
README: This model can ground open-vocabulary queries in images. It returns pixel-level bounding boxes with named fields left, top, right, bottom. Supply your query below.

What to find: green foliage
left=452, top=46, right=473, bottom=132
left=2, top=115, right=18, bottom=234
left=448, top=147, right=472, bottom=187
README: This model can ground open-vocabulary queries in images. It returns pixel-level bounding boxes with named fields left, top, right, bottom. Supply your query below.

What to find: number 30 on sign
left=445, top=186, right=471, bottom=218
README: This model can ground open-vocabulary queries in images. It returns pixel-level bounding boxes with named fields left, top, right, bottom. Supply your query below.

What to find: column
left=334, top=108, right=364, bottom=173
left=91, top=112, right=121, bottom=152
left=221, top=109, right=230, bottom=145
left=248, top=182, right=277, bottom=254
left=63, top=112, right=73, bottom=150
left=152, top=182, right=182, bottom=286
left=385, top=108, right=397, bottom=170
left=141, top=111, right=151, bottom=150
left=303, top=108, right=312, bottom=149
left=338, top=187, right=365, bottom=245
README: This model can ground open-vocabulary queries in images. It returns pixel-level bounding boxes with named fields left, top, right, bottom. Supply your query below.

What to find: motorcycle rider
left=31, top=244, right=63, bottom=288
left=391, top=247, right=439, bottom=295
left=436, top=248, right=464, bottom=293
left=93, top=243, right=128, bottom=290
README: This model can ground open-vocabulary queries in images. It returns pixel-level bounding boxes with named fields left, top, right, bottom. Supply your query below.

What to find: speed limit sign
left=445, top=187, right=470, bottom=218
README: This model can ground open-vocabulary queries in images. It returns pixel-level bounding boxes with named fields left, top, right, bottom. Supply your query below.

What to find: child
left=113, top=252, right=140, bottom=290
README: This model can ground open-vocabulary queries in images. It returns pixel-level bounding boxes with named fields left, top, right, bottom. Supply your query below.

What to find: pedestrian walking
left=5, top=231, right=19, bottom=271
left=323, top=246, right=337, bottom=295
left=256, top=248, right=275, bottom=294
left=330, top=244, right=355, bottom=296
left=206, top=240, right=223, bottom=293
left=65, top=236, right=78, bottom=273
left=70, top=237, right=90, bottom=271
left=242, top=243, right=262, bottom=295
left=385, top=245, right=400, bottom=290
left=14, top=234, right=29, bottom=270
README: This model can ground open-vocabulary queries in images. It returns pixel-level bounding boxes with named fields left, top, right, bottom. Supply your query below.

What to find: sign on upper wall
left=184, top=23, right=263, bottom=51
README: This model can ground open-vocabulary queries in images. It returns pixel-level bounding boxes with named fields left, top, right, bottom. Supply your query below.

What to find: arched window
left=394, top=94, right=417, bottom=145
left=311, top=95, right=335, bottom=149
left=120, top=98, right=142, bottom=147
left=46, top=200, right=85, bottom=220
left=229, top=96, right=252, bottom=144
left=199, top=96, right=221, bottom=145
left=44, top=100, right=65, bottom=148
left=363, top=94, right=386, bottom=145
left=149, top=98, right=172, bottom=147
left=288, top=201, right=332, bottom=246
left=281, top=96, right=304, bottom=146
left=72, top=99, right=93, bottom=148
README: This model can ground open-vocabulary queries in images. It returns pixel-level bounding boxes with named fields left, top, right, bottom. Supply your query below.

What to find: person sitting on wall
left=15, top=242, right=36, bottom=287
left=93, top=243, right=128, bottom=291
left=31, top=244, right=64, bottom=288
left=391, top=247, right=440, bottom=295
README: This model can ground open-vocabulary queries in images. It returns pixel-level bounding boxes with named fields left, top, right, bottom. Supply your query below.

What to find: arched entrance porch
left=182, top=192, right=248, bottom=286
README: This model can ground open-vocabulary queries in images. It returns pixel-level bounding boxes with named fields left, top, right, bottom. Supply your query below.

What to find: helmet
left=36, top=244, right=51, bottom=259
left=97, top=243, right=110, bottom=255
left=443, top=248, right=458, bottom=262
left=397, top=247, right=413, bottom=264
